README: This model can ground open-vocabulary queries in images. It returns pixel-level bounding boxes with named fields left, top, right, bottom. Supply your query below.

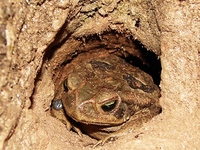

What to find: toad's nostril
left=63, top=79, right=68, bottom=92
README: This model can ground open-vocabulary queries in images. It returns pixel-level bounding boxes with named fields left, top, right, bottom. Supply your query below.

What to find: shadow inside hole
left=123, top=40, right=161, bottom=86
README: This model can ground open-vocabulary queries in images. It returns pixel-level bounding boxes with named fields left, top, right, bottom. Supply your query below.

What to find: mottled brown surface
left=51, top=51, right=161, bottom=144
left=0, top=0, right=199, bottom=150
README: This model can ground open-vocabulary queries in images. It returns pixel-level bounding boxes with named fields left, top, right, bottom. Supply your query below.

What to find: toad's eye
left=101, top=100, right=117, bottom=112
left=63, top=79, right=68, bottom=92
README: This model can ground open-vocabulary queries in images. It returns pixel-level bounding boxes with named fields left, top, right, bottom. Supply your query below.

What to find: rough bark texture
left=0, top=0, right=199, bottom=149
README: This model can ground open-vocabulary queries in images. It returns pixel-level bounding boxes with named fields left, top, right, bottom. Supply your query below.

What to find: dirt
left=0, top=0, right=199, bottom=150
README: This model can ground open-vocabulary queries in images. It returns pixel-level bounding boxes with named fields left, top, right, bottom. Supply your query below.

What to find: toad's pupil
left=101, top=100, right=117, bottom=112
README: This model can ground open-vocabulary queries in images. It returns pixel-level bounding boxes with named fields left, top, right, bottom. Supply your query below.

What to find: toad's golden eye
left=101, top=100, right=117, bottom=112
left=63, top=79, right=68, bottom=92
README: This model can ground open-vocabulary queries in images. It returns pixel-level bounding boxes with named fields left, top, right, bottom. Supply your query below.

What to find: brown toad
left=51, top=51, right=161, bottom=145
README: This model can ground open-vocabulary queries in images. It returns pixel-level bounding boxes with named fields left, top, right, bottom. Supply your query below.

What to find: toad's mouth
left=79, top=121, right=126, bottom=130
left=67, top=110, right=130, bottom=126
left=78, top=118, right=129, bottom=126
left=77, top=121, right=127, bottom=140
left=67, top=109, right=131, bottom=126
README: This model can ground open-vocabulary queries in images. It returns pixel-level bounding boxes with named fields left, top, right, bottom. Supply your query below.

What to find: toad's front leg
left=51, top=99, right=82, bottom=136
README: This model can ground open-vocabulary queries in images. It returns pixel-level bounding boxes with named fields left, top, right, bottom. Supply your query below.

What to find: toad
left=51, top=51, right=161, bottom=145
